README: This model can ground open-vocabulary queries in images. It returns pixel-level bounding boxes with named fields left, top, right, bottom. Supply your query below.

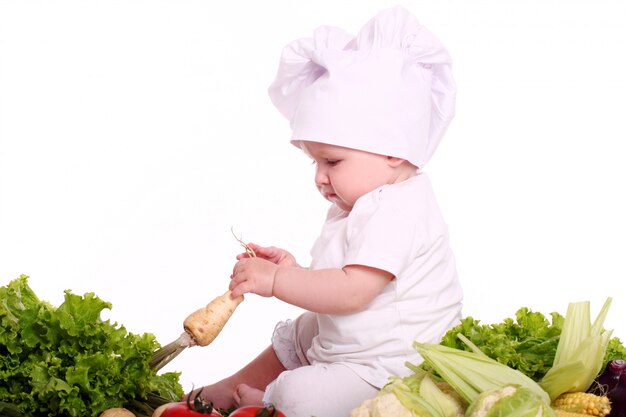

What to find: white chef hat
left=267, top=5, right=456, bottom=168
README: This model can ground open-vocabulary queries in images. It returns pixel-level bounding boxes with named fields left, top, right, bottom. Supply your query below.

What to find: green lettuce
left=0, top=275, right=183, bottom=416
left=433, top=308, right=563, bottom=381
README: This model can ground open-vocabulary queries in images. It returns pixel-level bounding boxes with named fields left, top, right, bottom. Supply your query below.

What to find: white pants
left=264, top=362, right=378, bottom=417
left=264, top=312, right=378, bottom=417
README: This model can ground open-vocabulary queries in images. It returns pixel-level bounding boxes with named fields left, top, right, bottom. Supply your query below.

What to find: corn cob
left=552, top=392, right=611, bottom=417
left=553, top=410, right=602, bottom=417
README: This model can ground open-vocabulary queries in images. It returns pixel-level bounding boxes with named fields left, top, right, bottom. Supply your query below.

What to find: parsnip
left=183, top=231, right=253, bottom=346
left=150, top=290, right=244, bottom=370
left=150, top=231, right=253, bottom=370
left=183, top=290, right=244, bottom=346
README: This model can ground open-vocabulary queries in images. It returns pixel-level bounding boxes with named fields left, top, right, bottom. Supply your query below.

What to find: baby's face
left=300, top=141, right=402, bottom=212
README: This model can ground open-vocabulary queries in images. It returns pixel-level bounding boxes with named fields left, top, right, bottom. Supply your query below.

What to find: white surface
left=1, top=0, right=625, bottom=393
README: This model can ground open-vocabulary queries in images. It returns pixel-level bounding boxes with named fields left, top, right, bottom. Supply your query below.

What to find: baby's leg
left=263, top=363, right=377, bottom=417
left=185, top=345, right=285, bottom=409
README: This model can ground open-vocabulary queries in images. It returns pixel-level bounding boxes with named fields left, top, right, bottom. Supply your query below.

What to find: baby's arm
left=230, top=258, right=392, bottom=314
left=275, top=264, right=392, bottom=314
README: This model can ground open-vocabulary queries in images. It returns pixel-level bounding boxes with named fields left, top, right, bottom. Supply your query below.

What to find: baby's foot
left=183, top=384, right=236, bottom=410
left=233, top=383, right=265, bottom=407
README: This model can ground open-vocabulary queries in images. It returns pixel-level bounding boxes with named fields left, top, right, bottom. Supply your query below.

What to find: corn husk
left=539, top=298, right=613, bottom=400
left=413, top=338, right=551, bottom=405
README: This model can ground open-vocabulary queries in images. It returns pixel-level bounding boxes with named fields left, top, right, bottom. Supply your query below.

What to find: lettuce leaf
left=0, top=275, right=183, bottom=416
left=434, top=308, right=563, bottom=381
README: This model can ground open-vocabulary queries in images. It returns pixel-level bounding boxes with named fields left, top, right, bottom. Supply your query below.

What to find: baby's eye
left=325, top=159, right=340, bottom=166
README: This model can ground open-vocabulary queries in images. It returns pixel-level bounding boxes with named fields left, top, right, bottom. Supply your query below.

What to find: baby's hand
left=229, top=257, right=278, bottom=298
left=236, top=243, right=298, bottom=267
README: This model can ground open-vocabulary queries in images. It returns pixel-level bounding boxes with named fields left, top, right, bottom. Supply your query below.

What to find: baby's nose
left=314, top=167, right=329, bottom=186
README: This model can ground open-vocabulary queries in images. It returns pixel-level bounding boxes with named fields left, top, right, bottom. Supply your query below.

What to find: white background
left=1, top=0, right=625, bottom=394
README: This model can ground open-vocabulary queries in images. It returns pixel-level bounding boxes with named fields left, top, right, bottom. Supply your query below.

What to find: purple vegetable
left=608, top=371, right=626, bottom=417
left=588, top=359, right=626, bottom=395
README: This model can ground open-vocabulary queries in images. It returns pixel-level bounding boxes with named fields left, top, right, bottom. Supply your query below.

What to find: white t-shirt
left=305, top=172, right=463, bottom=388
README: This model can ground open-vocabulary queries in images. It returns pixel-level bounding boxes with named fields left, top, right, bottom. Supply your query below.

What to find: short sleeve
left=343, top=192, right=427, bottom=277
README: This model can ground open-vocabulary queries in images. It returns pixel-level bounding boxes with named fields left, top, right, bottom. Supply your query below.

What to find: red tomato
left=160, top=401, right=223, bottom=417
left=229, top=405, right=286, bottom=417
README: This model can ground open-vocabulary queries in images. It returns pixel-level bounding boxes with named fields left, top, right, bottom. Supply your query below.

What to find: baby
left=195, top=6, right=463, bottom=417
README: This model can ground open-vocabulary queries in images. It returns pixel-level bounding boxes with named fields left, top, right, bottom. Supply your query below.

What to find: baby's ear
left=386, top=156, right=407, bottom=167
